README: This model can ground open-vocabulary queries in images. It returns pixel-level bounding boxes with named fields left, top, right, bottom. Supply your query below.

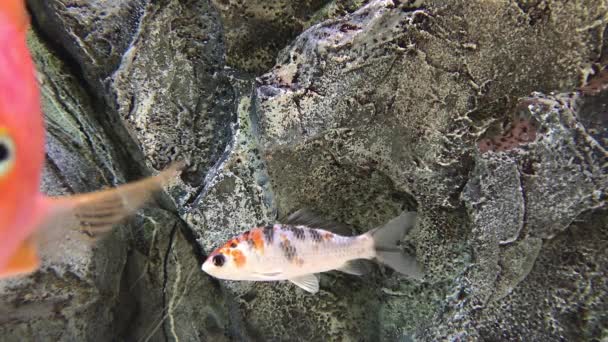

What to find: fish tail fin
left=39, top=162, right=184, bottom=244
left=368, top=211, right=423, bottom=279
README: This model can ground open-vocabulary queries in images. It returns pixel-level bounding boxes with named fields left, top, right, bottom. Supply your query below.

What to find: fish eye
left=212, top=254, right=225, bottom=267
left=0, top=131, right=15, bottom=176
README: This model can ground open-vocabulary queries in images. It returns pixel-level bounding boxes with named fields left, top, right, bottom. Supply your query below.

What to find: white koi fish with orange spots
left=202, top=210, right=423, bottom=293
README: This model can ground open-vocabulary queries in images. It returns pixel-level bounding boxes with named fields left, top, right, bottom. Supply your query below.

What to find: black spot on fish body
left=286, top=225, right=305, bottom=240
left=263, top=225, right=274, bottom=244
left=280, top=239, right=297, bottom=262
left=244, top=231, right=256, bottom=249
left=309, top=229, right=323, bottom=243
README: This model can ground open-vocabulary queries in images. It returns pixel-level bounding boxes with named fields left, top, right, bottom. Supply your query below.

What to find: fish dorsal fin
left=288, top=274, right=320, bottom=294
left=284, top=209, right=353, bottom=235
left=336, top=260, right=372, bottom=276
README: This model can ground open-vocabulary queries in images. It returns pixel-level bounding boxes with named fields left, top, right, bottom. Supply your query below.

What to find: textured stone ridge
left=0, top=0, right=605, bottom=340
left=27, top=0, right=147, bottom=91
left=117, top=208, right=233, bottom=341
left=109, top=0, right=235, bottom=190
left=211, top=0, right=370, bottom=73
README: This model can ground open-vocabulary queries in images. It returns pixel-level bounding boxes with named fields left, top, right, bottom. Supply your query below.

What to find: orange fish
left=0, top=0, right=181, bottom=279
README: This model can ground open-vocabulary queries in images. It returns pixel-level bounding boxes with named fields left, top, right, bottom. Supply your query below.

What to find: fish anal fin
left=336, top=260, right=371, bottom=276
left=284, top=209, right=353, bottom=235
left=288, top=274, right=320, bottom=294
left=0, top=238, right=39, bottom=278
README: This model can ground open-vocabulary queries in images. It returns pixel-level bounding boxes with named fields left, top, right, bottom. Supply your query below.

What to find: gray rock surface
left=1, top=0, right=606, bottom=340
left=109, top=0, right=235, bottom=184
left=210, top=0, right=370, bottom=73
left=27, top=0, right=147, bottom=92
left=118, top=208, right=235, bottom=342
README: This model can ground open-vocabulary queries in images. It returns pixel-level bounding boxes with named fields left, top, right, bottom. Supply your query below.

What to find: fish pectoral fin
left=0, top=238, right=40, bottom=278
left=39, top=162, right=183, bottom=244
left=288, top=274, right=320, bottom=294
left=336, top=260, right=372, bottom=276
left=283, top=209, right=353, bottom=235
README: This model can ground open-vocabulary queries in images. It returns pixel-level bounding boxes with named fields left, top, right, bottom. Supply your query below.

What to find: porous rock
left=117, top=208, right=233, bottom=342
left=27, top=0, right=147, bottom=92
left=210, top=0, right=371, bottom=73
left=109, top=0, right=236, bottom=194
left=254, top=0, right=607, bottom=339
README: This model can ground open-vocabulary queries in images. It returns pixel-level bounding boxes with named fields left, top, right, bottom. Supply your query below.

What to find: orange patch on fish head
left=210, top=236, right=240, bottom=260
left=202, top=240, right=250, bottom=280
left=221, top=238, right=240, bottom=250
left=323, top=232, right=334, bottom=240
left=207, top=248, right=225, bottom=263
left=231, top=249, right=246, bottom=268
left=205, top=234, right=249, bottom=270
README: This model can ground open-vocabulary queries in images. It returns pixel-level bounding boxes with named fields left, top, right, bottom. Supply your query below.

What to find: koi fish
left=0, top=0, right=181, bottom=279
left=202, top=210, right=423, bottom=293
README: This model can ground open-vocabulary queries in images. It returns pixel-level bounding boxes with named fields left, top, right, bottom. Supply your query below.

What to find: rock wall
left=0, top=0, right=606, bottom=341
